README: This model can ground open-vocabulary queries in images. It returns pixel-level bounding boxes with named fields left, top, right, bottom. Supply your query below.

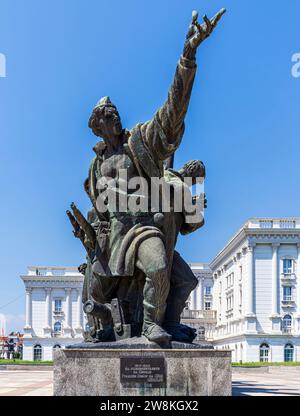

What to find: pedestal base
left=54, top=338, right=232, bottom=396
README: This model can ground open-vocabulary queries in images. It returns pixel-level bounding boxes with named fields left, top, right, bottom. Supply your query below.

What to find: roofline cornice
left=209, top=228, right=247, bottom=270
left=20, top=275, right=84, bottom=283
left=210, top=227, right=300, bottom=271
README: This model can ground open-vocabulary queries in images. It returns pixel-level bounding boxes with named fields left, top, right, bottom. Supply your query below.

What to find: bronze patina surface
left=67, top=9, right=226, bottom=345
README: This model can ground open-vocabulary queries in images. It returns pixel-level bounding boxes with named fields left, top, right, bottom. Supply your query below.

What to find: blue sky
left=0, top=0, right=300, bottom=332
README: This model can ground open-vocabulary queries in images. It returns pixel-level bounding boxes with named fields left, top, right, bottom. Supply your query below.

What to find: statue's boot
left=177, top=323, right=197, bottom=337
left=163, top=298, right=197, bottom=343
left=141, top=270, right=172, bottom=343
left=163, top=323, right=196, bottom=343
left=143, top=324, right=172, bottom=343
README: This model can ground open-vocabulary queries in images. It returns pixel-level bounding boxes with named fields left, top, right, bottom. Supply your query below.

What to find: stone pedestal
left=54, top=338, right=232, bottom=396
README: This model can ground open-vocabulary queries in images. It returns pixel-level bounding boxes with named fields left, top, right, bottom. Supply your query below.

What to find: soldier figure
left=68, top=9, right=225, bottom=344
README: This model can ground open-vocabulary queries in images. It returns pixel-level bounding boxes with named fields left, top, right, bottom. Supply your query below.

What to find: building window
left=283, top=286, right=292, bottom=302
left=54, top=321, right=62, bottom=334
left=259, top=220, right=273, bottom=228
left=33, top=344, right=42, bottom=361
left=259, top=343, right=270, bottom=362
left=53, top=344, right=61, bottom=350
left=204, top=302, right=211, bottom=310
left=204, top=286, right=211, bottom=296
left=283, top=259, right=293, bottom=274
left=282, top=314, right=292, bottom=333
left=239, top=265, right=242, bottom=281
left=284, top=344, right=294, bottom=362
left=54, top=299, right=62, bottom=313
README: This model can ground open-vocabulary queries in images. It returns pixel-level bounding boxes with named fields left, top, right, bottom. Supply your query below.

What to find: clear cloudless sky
left=0, top=0, right=300, bottom=332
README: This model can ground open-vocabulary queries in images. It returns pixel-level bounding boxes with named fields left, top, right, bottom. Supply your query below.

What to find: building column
left=43, top=288, right=52, bottom=337
left=199, top=278, right=204, bottom=310
left=297, top=245, right=300, bottom=312
left=74, top=289, right=83, bottom=338
left=271, top=243, right=280, bottom=316
left=192, top=283, right=198, bottom=310
left=245, top=243, right=257, bottom=333
left=64, top=288, right=72, bottom=337
left=25, top=288, right=32, bottom=328
left=270, top=243, right=281, bottom=333
left=296, top=244, right=300, bottom=333
left=233, top=256, right=238, bottom=319
left=246, top=244, right=255, bottom=316
left=24, top=288, right=32, bottom=338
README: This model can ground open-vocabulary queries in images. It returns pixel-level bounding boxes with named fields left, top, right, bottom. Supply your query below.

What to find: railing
left=259, top=220, right=273, bottom=228
left=282, top=327, right=292, bottom=334
left=35, top=268, right=65, bottom=276
left=225, top=308, right=234, bottom=318
left=35, top=269, right=47, bottom=276
left=27, top=266, right=81, bottom=276
left=181, top=309, right=217, bottom=320
left=204, top=292, right=212, bottom=297
left=280, top=220, right=296, bottom=229
left=281, top=273, right=296, bottom=280
left=53, top=310, right=64, bottom=316
left=282, top=298, right=295, bottom=306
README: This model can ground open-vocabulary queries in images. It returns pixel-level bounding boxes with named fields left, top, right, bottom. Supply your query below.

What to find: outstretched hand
left=183, top=8, right=226, bottom=59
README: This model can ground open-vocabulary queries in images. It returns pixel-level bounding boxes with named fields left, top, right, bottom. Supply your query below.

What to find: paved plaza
left=0, top=369, right=299, bottom=396
left=0, top=371, right=53, bottom=396
left=232, top=370, right=300, bottom=396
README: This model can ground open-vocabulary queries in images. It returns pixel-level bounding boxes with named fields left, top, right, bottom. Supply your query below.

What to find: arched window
left=259, top=343, right=270, bottom=362
left=53, top=344, right=61, bottom=350
left=54, top=321, right=62, bottom=334
left=282, top=314, right=292, bottom=333
left=33, top=344, right=42, bottom=361
left=284, top=344, right=294, bottom=362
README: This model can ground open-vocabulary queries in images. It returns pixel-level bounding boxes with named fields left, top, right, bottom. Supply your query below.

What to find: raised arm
left=140, top=9, right=226, bottom=161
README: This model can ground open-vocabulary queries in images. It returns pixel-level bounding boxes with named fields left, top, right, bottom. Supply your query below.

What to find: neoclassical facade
left=210, top=218, right=300, bottom=362
left=21, top=264, right=215, bottom=359
left=182, top=263, right=216, bottom=341
left=21, top=266, right=85, bottom=361
left=21, top=217, right=300, bottom=362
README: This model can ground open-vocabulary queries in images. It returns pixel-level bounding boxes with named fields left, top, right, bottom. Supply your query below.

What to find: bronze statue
left=67, top=9, right=225, bottom=344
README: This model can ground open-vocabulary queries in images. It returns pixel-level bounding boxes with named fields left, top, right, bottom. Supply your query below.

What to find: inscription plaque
left=120, top=356, right=166, bottom=387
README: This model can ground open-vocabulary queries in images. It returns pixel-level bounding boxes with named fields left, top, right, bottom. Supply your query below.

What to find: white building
left=21, top=217, right=300, bottom=363
left=210, top=218, right=300, bottom=363
left=21, top=266, right=85, bottom=361
left=188, top=263, right=213, bottom=311
left=182, top=263, right=216, bottom=341
left=21, top=263, right=217, bottom=357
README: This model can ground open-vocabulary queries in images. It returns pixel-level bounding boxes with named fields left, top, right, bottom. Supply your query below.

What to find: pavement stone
left=0, top=369, right=299, bottom=396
